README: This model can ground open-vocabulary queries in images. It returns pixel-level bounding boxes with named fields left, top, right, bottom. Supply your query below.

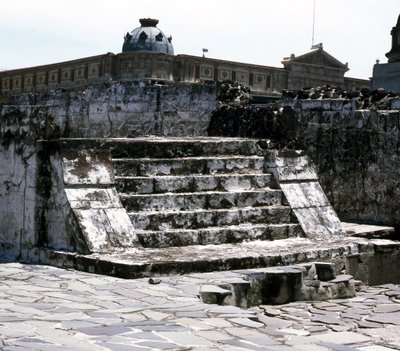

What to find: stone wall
left=209, top=87, right=400, bottom=232
left=0, top=81, right=217, bottom=259
left=282, top=98, right=400, bottom=232
left=0, top=104, right=50, bottom=259
left=2, top=81, right=217, bottom=138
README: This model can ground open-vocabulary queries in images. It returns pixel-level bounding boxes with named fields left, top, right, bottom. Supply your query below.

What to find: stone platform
left=39, top=224, right=400, bottom=285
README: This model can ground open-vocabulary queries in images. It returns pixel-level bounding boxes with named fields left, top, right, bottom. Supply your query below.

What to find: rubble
left=209, top=84, right=400, bottom=145
left=207, top=81, right=298, bottom=147
left=282, top=86, right=400, bottom=110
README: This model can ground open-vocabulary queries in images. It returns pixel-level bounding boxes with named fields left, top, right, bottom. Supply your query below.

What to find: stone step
left=40, top=235, right=400, bottom=279
left=112, top=156, right=265, bottom=177
left=106, top=137, right=265, bottom=159
left=44, top=137, right=265, bottom=158
left=120, top=189, right=283, bottom=212
left=199, top=264, right=356, bottom=307
left=129, top=206, right=294, bottom=230
left=135, top=223, right=304, bottom=248
left=115, top=174, right=273, bottom=194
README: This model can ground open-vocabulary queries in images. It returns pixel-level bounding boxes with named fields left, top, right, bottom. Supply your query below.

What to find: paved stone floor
left=0, top=263, right=399, bottom=351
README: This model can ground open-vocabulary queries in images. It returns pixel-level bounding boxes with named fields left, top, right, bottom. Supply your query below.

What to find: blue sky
left=1, top=0, right=399, bottom=79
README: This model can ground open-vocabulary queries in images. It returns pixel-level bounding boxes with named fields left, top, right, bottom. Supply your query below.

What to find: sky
left=0, top=0, right=399, bottom=79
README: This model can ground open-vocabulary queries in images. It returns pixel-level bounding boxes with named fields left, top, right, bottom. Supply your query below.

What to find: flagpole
left=312, top=0, right=316, bottom=47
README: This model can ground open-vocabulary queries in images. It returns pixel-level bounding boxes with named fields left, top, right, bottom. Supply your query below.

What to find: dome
left=122, top=18, right=174, bottom=55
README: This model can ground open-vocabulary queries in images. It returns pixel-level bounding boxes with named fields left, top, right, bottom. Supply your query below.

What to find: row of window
left=0, top=54, right=280, bottom=94
left=194, top=65, right=272, bottom=89
left=0, top=62, right=103, bottom=92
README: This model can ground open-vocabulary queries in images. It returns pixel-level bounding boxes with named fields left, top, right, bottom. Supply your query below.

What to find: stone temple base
left=35, top=137, right=400, bottom=294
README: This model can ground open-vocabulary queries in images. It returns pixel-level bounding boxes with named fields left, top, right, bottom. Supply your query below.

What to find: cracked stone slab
left=366, top=312, right=400, bottom=325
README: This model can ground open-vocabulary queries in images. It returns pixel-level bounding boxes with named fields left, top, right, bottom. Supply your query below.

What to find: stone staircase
left=111, top=138, right=303, bottom=248
left=37, top=137, right=398, bottom=283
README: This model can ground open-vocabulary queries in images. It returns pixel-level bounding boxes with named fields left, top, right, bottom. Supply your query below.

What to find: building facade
left=0, top=19, right=369, bottom=96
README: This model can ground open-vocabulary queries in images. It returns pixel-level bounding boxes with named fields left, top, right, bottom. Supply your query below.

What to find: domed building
left=122, top=18, right=174, bottom=55
left=0, top=17, right=368, bottom=95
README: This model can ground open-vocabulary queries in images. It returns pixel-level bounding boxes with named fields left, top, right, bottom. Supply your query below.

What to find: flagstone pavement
left=0, top=262, right=399, bottom=351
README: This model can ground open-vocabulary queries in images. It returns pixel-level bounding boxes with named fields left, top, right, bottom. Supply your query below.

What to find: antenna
left=311, top=0, right=316, bottom=47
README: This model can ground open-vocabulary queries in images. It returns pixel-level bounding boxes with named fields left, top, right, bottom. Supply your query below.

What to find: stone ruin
left=0, top=80, right=400, bottom=305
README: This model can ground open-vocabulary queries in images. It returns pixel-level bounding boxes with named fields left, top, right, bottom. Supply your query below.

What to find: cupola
left=122, top=18, right=174, bottom=55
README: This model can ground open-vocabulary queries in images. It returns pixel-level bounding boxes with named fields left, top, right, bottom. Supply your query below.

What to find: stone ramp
left=266, top=150, right=346, bottom=238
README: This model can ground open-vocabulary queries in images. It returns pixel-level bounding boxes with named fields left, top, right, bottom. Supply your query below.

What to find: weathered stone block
left=273, top=166, right=318, bottom=182
left=200, top=285, right=232, bottom=305
left=73, top=208, right=114, bottom=253
left=62, top=149, right=114, bottom=185
left=342, top=100, right=356, bottom=111
left=154, top=176, right=193, bottom=193
left=327, top=274, right=356, bottom=299
left=260, top=267, right=303, bottom=305
left=103, top=207, right=137, bottom=246
left=115, top=177, right=154, bottom=194
left=299, top=100, right=327, bottom=111
left=314, top=262, right=336, bottom=281
left=65, top=188, right=122, bottom=209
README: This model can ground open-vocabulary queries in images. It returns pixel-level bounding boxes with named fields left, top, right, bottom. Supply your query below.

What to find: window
left=139, top=31, right=148, bottom=41
left=266, top=75, right=271, bottom=88
left=156, top=33, right=163, bottom=42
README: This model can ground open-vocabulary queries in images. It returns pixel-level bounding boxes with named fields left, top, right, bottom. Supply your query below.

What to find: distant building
left=0, top=18, right=369, bottom=96
left=372, top=15, right=400, bottom=91
left=281, top=46, right=367, bottom=92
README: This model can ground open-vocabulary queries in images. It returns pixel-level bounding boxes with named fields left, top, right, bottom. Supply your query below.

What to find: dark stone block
left=315, top=262, right=336, bottom=281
